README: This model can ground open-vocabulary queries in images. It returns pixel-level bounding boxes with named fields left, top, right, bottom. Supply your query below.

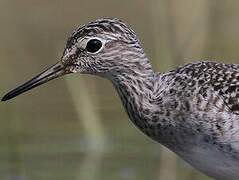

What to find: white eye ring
left=85, top=37, right=105, bottom=54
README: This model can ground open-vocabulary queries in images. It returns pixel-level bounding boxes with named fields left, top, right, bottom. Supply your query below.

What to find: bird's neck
left=110, top=59, right=156, bottom=127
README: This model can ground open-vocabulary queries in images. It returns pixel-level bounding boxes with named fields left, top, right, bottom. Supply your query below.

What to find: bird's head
left=2, top=18, right=150, bottom=101
left=62, top=18, right=143, bottom=77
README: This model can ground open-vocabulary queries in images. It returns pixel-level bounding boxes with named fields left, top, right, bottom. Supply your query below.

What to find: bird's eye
left=86, top=39, right=103, bottom=53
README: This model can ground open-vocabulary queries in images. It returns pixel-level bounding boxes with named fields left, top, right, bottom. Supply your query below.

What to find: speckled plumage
left=2, top=18, right=239, bottom=180
left=113, top=60, right=239, bottom=180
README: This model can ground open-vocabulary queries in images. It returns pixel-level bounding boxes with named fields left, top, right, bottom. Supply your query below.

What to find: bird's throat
left=111, top=69, right=156, bottom=128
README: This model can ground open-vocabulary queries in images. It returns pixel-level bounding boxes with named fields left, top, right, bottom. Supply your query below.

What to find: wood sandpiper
left=2, top=18, right=239, bottom=180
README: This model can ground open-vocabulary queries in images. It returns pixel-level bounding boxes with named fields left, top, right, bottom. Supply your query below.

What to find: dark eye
left=86, top=39, right=102, bottom=53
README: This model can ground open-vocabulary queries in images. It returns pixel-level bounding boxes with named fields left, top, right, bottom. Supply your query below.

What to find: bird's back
left=153, top=61, right=239, bottom=179
left=170, top=61, right=239, bottom=114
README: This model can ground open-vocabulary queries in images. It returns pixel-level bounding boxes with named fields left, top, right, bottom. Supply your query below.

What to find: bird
left=2, top=18, right=239, bottom=180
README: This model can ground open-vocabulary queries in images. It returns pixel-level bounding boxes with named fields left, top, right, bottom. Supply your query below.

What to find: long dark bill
left=2, top=61, right=71, bottom=102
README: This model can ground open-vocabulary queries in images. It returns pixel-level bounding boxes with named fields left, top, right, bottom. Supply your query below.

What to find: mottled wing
left=212, top=68, right=239, bottom=114
left=174, top=61, right=239, bottom=114
left=224, top=84, right=239, bottom=113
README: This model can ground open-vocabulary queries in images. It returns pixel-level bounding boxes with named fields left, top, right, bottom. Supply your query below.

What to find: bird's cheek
left=68, top=65, right=81, bottom=73
left=72, top=60, right=93, bottom=74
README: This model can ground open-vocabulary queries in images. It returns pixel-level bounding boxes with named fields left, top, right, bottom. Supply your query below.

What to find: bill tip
left=1, top=93, right=12, bottom=102
left=1, top=95, right=8, bottom=102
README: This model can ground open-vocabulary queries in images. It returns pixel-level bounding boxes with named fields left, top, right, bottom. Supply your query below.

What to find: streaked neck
left=110, top=58, right=155, bottom=126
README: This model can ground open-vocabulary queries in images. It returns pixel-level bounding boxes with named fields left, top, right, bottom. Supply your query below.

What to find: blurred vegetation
left=1, top=0, right=239, bottom=179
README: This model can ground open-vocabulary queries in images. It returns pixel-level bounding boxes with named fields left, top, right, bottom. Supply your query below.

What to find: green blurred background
left=0, top=0, right=238, bottom=180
